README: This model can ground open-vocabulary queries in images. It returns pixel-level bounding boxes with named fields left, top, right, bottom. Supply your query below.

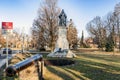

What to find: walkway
left=0, top=52, right=17, bottom=68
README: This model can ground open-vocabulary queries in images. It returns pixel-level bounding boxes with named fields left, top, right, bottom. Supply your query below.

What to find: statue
left=47, top=9, right=76, bottom=58
left=59, top=9, right=67, bottom=26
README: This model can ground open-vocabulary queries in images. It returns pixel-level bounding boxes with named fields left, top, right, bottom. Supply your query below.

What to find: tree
left=79, top=30, right=86, bottom=48
left=67, top=19, right=78, bottom=49
left=105, top=33, right=114, bottom=52
left=32, top=0, right=60, bottom=51
left=114, top=3, right=120, bottom=51
left=86, top=16, right=106, bottom=50
left=80, top=30, right=84, bottom=47
left=104, top=12, right=117, bottom=52
left=79, top=30, right=90, bottom=48
left=86, top=2, right=120, bottom=52
left=0, top=29, right=6, bottom=48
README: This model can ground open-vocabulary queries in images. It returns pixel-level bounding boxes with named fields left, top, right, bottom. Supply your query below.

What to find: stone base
left=47, top=49, right=76, bottom=58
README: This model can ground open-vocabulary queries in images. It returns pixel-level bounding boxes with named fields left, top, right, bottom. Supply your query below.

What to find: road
left=0, top=50, right=19, bottom=68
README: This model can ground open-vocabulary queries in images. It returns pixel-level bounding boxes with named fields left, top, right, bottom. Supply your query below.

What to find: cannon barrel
left=5, top=54, right=43, bottom=77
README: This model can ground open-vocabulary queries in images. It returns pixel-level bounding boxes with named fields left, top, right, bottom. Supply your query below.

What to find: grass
left=44, top=52, right=120, bottom=80
left=1, top=49, right=120, bottom=80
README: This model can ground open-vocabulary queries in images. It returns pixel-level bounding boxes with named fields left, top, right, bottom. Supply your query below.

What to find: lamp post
left=2, top=22, right=13, bottom=68
left=6, top=33, right=8, bottom=67
left=21, top=27, right=25, bottom=53
left=26, top=35, right=29, bottom=50
left=3, top=33, right=9, bottom=68
left=22, top=35, right=24, bottom=53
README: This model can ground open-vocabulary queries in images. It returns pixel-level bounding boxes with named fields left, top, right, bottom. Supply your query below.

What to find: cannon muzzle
left=6, top=54, right=43, bottom=77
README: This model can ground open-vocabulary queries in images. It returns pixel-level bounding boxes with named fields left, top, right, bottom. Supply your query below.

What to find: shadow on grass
left=47, top=66, right=74, bottom=80
left=63, top=68, right=88, bottom=80
left=46, top=53, right=120, bottom=80
left=66, top=58, right=120, bottom=80
left=79, top=53, right=120, bottom=63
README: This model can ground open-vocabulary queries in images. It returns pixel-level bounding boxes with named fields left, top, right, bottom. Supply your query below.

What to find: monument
left=47, top=9, right=76, bottom=58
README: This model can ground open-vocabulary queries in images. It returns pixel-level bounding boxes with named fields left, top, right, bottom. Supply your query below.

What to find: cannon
left=5, top=54, right=43, bottom=77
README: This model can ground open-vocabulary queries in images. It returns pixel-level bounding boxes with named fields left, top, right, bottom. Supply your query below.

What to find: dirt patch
left=10, top=53, right=42, bottom=80
left=9, top=53, right=32, bottom=65
left=18, top=65, right=39, bottom=80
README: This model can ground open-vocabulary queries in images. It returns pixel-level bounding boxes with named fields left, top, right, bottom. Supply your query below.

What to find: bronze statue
left=59, top=9, right=67, bottom=26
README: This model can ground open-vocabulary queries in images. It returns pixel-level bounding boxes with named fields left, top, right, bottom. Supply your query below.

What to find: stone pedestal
left=47, top=26, right=76, bottom=58
left=55, top=27, right=69, bottom=50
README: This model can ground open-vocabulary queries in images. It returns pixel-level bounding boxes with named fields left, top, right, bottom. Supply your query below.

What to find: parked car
left=1, top=48, right=12, bottom=54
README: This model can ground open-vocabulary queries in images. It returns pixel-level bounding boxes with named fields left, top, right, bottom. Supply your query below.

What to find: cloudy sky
left=0, top=0, right=120, bottom=37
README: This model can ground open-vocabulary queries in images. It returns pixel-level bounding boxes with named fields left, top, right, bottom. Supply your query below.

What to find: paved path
left=0, top=50, right=41, bottom=68
left=0, top=56, right=7, bottom=68
left=0, top=50, right=18, bottom=68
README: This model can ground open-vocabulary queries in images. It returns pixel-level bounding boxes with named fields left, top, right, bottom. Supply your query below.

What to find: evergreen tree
left=80, top=30, right=84, bottom=48
left=105, top=33, right=114, bottom=52
left=80, top=31, right=89, bottom=48
left=80, top=31, right=84, bottom=44
left=105, top=39, right=114, bottom=52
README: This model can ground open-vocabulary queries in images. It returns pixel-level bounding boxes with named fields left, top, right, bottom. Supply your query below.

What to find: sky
left=0, top=0, right=120, bottom=37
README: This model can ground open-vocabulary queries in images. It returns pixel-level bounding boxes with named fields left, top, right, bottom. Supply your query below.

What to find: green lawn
left=45, top=53, right=120, bottom=80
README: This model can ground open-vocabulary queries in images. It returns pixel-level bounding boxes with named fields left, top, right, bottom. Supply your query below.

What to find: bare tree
left=0, top=29, right=6, bottom=48
left=32, top=0, right=60, bottom=51
left=114, top=3, right=120, bottom=51
left=67, top=19, right=78, bottom=49
left=86, top=16, right=106, bottom=50
left=104, top=13, right=115, bottom=52
left=86, top=2, right=120, bottom=52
